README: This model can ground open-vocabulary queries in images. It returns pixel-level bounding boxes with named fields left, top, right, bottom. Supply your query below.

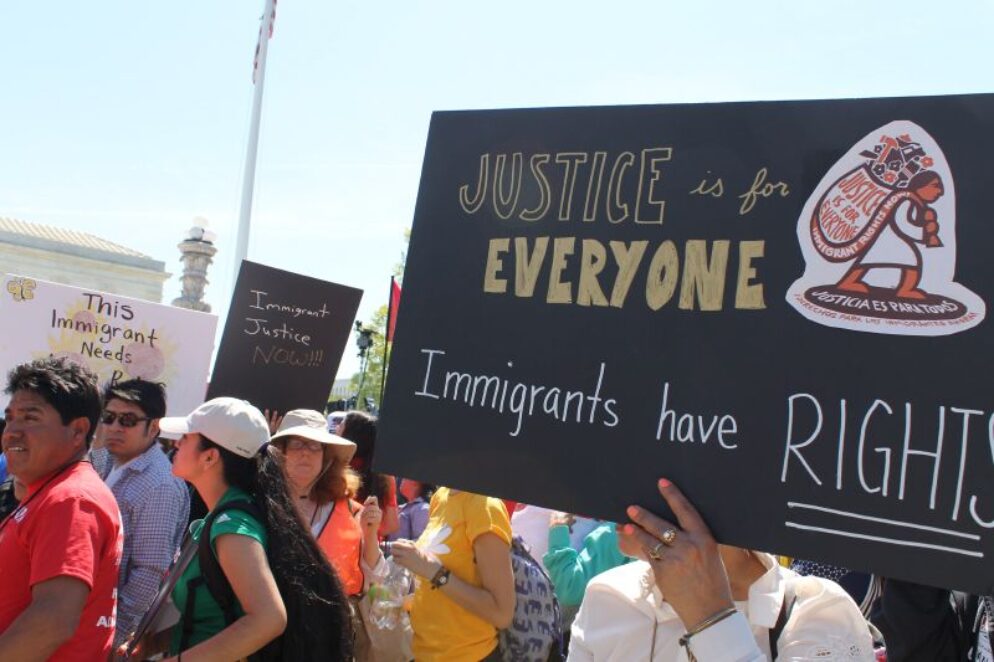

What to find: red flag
left=252, top=0, right=278, bottom=84
left=387, top=279, right=402, bottom=342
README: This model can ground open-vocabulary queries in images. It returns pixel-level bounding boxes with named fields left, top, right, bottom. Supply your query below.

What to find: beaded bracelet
left=678, top=606, right=738, bottom=661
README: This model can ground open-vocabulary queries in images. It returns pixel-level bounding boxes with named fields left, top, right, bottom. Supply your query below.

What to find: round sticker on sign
left=786, top=120, right=985, bottom=336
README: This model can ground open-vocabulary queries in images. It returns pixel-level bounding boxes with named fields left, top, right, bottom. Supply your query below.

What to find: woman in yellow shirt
left=391, top=488, right=515, bottom=662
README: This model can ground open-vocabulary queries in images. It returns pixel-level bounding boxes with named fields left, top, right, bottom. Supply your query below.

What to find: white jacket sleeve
left=360, top=543, right=389, bottom=592
left=771, top=576, right=875, bottom=661
left=566, top=561, right=873, bottom=661
left=685, top=611, right=766, bottom=661
left=568, top=586, right=643, bottom=662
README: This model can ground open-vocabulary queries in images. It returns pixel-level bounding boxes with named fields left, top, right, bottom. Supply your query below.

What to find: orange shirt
left=315, top=498, right=365, bottom=596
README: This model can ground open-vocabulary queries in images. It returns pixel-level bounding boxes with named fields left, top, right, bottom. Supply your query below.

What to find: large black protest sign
left=208, top=260, right=361, bottom=414
left=376, top=94, right=994, bottom=593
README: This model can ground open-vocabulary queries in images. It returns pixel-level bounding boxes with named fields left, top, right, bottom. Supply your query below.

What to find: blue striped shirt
left=94, top=443, right=190, bottom=647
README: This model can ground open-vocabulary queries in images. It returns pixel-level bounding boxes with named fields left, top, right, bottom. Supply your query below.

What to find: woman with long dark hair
left=338, top=411, right=400, bottom=538
left=159, top=397, right=353, bottom=661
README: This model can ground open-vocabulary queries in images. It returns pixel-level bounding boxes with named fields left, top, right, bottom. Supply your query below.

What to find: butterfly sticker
left=6, top=278, right=37, bottom=302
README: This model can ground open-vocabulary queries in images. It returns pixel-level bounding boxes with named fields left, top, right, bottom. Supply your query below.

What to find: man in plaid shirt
left=95, top=379, right=189, bottom=648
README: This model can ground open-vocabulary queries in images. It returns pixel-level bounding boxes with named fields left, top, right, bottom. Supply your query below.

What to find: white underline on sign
left=787, top=502, right=981, bottom=541
left=784, top=522, right=984, bottom=558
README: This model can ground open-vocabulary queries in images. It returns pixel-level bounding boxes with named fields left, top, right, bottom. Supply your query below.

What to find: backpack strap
left=180, top=499, right=262, bottom=650
left=179, top=574, right=204, bottom=651
left=129, top=531, right=198, bottom=657
left=769, top=581, right=797, bottom=660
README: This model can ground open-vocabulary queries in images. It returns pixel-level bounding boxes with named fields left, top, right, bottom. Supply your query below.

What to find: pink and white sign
left=0, top=274, right=217, bottom=416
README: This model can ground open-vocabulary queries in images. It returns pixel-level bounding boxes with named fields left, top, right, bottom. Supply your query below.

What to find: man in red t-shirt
left=0, top=358, right=123, bottom=661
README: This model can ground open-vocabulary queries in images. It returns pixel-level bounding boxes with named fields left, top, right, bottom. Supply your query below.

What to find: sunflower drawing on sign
left=787, top=120, right=985, bottom=336
left=6, top=277, right=36, bottom=302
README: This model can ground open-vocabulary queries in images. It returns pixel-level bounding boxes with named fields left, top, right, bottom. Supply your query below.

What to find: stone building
left=0, top=216, right=169, bottom=302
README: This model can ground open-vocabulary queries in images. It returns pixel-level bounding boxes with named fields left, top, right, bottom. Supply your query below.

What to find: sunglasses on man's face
left=100, top=411, right=151, bottom=428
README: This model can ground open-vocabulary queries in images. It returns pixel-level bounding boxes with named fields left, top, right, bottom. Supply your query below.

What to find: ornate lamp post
left=172, top=217, right=218, bottom=312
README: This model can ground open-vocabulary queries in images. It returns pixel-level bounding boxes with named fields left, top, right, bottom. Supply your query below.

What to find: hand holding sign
left=361, top=496, right=382, bottom=532
left=622, top=479, right=735, bottom=630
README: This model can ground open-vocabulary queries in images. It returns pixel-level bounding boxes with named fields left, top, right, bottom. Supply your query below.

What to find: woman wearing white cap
left=158, top=397, right=353, bottom=661
left=270, top=409, right=385, bottom=597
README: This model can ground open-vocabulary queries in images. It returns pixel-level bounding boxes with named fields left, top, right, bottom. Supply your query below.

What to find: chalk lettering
left=250, top=290, right=330, bottom=319
left=484, top=237, right=766, bottom=312
left=414, top=350, right=619, bottom=438
left=782, top=393, right=824, bottom=486
left=655, top=382, right=738, bottom=449
left=457, top=148, right=675, bottom=224
left=243, top=318, right=312, bottom=346
left=738, top=167, right=790, bottom=215
left=690, top=172, right=725, bottom=198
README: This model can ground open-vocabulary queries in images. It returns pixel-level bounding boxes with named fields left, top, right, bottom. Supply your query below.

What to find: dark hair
left=909, top=170, right=942, bottom=192
left=5, top=358, right=101, bottom=447
left=102, top=379, right=167, bottom=420
left=198, top=436, right=353, bottom=659
left=339, top=411, right=390, bottom=503
left=418, top=482, right=437, bottom=501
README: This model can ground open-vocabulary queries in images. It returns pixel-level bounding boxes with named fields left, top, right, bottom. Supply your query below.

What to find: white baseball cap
left=159, top=397, right=270, bottom=459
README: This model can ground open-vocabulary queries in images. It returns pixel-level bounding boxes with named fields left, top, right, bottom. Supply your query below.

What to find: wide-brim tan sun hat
left=271, top=408, right=357, bottom=463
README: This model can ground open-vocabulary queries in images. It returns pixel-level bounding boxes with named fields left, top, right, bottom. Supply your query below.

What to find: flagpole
left=379, top=276, right=394, bottom=406
left=233, top=0, right=276, bottom=283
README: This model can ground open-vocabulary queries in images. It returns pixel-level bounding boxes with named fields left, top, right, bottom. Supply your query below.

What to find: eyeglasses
left=100, top=411, right=151, bottom=428
left=285, top=438, right=324, bottom=453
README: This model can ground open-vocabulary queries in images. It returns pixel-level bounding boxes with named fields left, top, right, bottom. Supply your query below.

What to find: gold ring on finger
left=648, top=542, right=666, bottom=561
left=661, top=528, right=678, bottom=546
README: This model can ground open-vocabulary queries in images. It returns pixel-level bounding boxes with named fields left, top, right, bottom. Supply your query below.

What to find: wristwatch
left=429, top=565, right=451, bottom=590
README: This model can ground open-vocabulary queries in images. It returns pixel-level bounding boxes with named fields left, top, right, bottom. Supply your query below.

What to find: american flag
left=252, top=0, right=277, bottom=84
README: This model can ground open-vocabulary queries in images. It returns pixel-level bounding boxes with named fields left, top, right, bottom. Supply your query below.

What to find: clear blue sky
left=3, top=0, right=991, bottom=378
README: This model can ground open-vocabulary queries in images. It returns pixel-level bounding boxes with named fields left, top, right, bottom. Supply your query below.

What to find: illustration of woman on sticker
left=790, top=121, right=985, bottom=335
left=834, top=169, right=944, bottom=300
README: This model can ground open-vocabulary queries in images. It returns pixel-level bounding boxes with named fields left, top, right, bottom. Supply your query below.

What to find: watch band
left=430, top=566, right=451, bottom=589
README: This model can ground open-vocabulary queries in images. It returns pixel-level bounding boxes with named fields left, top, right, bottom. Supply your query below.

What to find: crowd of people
left=0, top=356, right=990, bottom=661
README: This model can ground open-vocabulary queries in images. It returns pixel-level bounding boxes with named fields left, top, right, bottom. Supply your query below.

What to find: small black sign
left=377, top=94, right=994, bottom=593
left=208, top=260, right=362, bottom=414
